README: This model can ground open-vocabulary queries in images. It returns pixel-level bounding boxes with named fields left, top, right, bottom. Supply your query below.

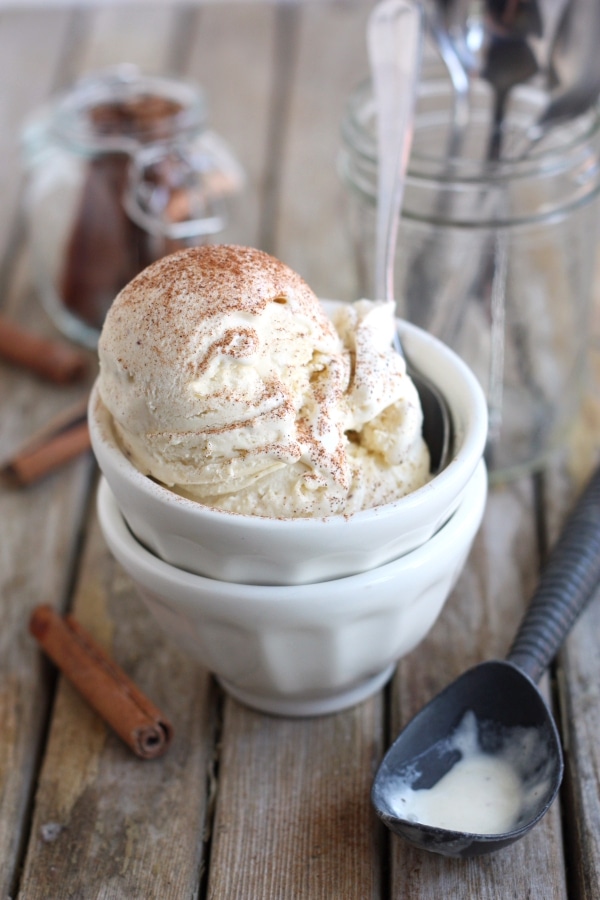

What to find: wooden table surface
left=1, top=2, right=599, bottom=898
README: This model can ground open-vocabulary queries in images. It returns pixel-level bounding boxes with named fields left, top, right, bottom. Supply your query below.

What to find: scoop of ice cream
left=97, top=244, right=430, bottom=517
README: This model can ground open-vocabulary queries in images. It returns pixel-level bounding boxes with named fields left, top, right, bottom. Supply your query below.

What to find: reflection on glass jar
left=339, top=74, right=600, bottom=481
left=22, top=65, right=244, bottom=348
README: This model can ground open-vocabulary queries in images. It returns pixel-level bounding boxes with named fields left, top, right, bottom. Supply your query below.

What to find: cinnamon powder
left=59, top=95, right=185, bottom=330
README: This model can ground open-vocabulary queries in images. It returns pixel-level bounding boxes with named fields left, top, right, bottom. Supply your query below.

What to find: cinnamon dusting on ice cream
left=98, top=245, right=430, bottom=517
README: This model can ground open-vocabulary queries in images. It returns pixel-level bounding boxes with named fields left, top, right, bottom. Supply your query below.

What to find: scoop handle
left=508, top=464, right=600, bottom=683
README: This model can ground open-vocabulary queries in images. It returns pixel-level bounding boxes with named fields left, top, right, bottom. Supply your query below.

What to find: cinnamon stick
left=0, top=315, right=88, bottom=384
left=29, top=605, right=173, bottom=760
left=1, top=397, right=92, bottom=486
left=4, top=422, right=91, bottom=486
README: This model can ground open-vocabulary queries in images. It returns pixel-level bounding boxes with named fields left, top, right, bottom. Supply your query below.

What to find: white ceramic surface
left=89, top=314, right=488, bottom=586
left=97, top=460, right=487, bottom=717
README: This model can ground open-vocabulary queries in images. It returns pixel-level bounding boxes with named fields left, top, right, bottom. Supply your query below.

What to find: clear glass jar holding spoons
left=340, top=71, right=600, bottom=480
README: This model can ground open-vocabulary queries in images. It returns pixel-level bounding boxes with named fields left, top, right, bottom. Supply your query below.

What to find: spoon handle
left=368, top=0, right=422, bottom=304
left=508, top=464, right=600, bottom=683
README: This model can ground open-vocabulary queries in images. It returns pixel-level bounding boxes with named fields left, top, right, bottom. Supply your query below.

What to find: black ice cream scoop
left=372, top=463, right=600, bottom=857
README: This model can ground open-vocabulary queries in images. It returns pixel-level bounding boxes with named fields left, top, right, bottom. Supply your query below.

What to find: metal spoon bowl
left=372, top=463, right=600, bottom=857
left=430, top=0, right=576, bottom=159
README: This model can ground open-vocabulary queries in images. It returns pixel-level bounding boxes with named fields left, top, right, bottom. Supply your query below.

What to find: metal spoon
left=465, top=0, right=542, bottom=159
left=368, top=0, right=451, bottom=474
left=403, top=0, right=471, bottom=328
left=372, top=463, right=600, bottom=857
left=423, top=0, right=470, bottom=150
left=433, top=2, right=543, bottom=458
left=445, top=0, right=574, bottom=157
left=427, top=0, right=578, bottom=158
left=522, top=0, right=600, bottom=149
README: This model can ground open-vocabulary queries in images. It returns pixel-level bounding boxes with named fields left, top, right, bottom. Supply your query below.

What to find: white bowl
left=97, top=460, right=487, bottom=717
left=89, top=315, right=488, bottom=586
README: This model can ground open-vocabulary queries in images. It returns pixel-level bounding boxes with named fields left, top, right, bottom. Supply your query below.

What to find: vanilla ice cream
left=97, top=244, right=430, bottom=517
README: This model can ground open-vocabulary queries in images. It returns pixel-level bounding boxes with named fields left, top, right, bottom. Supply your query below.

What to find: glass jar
left=22, top=65, right=244, bottom=348
left=339, top=74, right=600, bottom=481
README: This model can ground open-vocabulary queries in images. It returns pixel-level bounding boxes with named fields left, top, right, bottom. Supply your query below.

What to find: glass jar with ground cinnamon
left=23, top=66, right=244, bottom=348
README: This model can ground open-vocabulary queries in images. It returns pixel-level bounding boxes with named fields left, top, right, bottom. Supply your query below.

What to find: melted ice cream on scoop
left=383, top=711, right=552, bottom=835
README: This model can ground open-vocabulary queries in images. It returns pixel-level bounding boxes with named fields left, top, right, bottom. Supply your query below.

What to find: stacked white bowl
left=91, top=318, right=488, bottom=716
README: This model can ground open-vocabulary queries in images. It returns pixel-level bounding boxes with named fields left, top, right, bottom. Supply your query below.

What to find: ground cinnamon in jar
left=25, top=68, right=241, bottom=347
left=59, top=94, right=185, bottom=331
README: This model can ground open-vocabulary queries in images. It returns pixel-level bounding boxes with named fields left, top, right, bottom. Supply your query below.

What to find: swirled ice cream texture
left=97, top=245, right=430, bottom=517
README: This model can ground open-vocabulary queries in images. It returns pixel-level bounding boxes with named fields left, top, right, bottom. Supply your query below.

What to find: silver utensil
left=520, top=0, right=600, bottom=151
left=403, top=0, right=471, bottom=326
left=435, top=0, right=571, bottom=158
left=458, top=0, right=542, bottom=159
left=423, top=0, right=470, bottom=152
left=426, top=0, right=597, bottom=158
left=368, top=0, right=452, bottom=474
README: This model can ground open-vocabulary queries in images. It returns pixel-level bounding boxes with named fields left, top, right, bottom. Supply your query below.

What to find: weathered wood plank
left=558, top=584, right=600, bottom=900
left=207, top=699, right=384, bottom=899
left=18, top=509, right=216, bottom=899
left=64, top=2, right=182, bottom=77
left=540, top=233, right=600, bottom=899
left=0, top=9, right=74, bottom=282
left=548, top=284, right=600, bottom=899
left=185, top=1, right=278, bottom=249
left=0, top=449, right=94, bottom=900
left=0, top=12, right=95, bottom=893
left=274, top=0, right=372, bottom=302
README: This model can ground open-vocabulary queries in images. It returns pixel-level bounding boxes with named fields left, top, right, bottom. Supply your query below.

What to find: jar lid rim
left=342, top=77, right=600, bottom=185
left=49, top=65, right=207, bottom=155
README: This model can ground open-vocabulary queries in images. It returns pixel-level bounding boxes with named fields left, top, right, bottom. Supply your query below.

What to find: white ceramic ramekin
left=89, top=315, right=488, bottom=586
left=97, top=460, right=487, bottom=717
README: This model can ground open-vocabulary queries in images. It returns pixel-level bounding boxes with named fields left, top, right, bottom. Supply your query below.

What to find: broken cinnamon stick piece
left=0, top=315, right=88, bottom=384
left=4, top=422, right=91, bottom=486
left=29, top=605, right=173, bottom=759
left=2, top=397, right=92, bottom=486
